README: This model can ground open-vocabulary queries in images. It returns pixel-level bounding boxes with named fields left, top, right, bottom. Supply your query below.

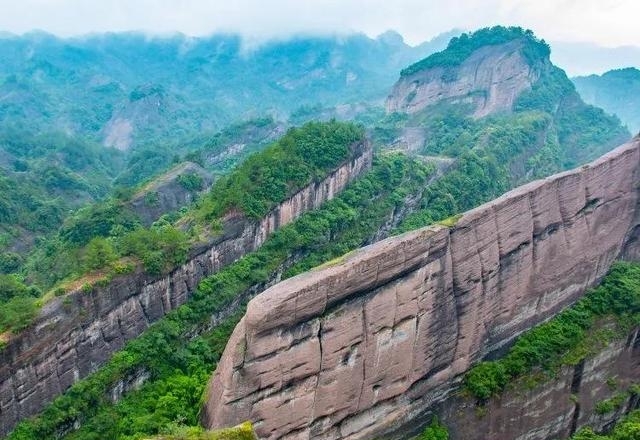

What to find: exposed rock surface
left=386, top=40, right=542, bottom=117
left=127, top=162, right=214, bottom=226
left=432, top=325, right=640, bottom=440
left=0, top=142, right=372, bottom=436
left=203, top=137, right=640, bottom=440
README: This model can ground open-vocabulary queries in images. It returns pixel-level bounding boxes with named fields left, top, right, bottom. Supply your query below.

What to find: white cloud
left=0, top=0, right=638, bottom=47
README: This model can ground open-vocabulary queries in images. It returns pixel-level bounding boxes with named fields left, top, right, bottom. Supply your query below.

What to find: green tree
left=83, top=237, right=117, bottom=271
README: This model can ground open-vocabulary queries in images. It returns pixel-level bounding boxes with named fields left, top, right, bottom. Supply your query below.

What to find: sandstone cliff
left=434, top=324, right=640, bottom=440
left=203, top=137, right=640, bottom=440
left=0, top=142, right=372, bottom=436
left=385, top=39, right=542, bottom=117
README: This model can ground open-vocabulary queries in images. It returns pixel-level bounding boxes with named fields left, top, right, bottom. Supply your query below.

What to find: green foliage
left=7, top=154, right=434, bottom=440
left=573, top=67, right=640, bottom=134
left=401, top=26, right=549, bottom=77
left=0, top=252, right=23, bottom=273
left=464, top=262, right=640, bottom=401
left=148, top=422, right=256, bottom=440
left=60, top=202, right=140, bottom=247
left=196, top=120, right=364, bottom=220
left=419, top=417, right=449, bottom=440
left=118, top=225, right=189, bottom=275
left=572, top=410, right=640, bottom=439
left=0, top=296, right=38, bottom=332
left=83, top=238, right=118, bottom=271
left=177, top=172, right=204, bottom=192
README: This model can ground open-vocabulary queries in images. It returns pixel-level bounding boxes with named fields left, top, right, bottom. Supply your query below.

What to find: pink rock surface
left=0, top=143, right=372, bottom=436
left=203, top=137, right=640, bottom=440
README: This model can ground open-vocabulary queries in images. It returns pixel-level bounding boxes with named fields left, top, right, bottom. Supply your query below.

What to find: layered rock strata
left=0, top=142, right=372, bottom=436
left=386, top=40, right=541, bottom=117
left=204, top=137, right=640, bottom=440
left=434, top=325, right=640, bottom=440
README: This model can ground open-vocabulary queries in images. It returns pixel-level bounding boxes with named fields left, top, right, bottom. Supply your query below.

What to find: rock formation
left=434, top=327, right=640, bottom=440
left=203, top=137, right=640, bottom=440
left=0, top=142, right=372, bottom=436
left=386, top=39, right=542, bottom=117
left=127, top=162, right=214, bottom=226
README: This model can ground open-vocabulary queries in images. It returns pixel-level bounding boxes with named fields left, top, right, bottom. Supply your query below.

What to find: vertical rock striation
left=0, top=142, right=372, bottom=436
left=203, top=137, right=640, bottom=440
left=435, top=326, right=640, bottom=440
left=385, top=40, right=542, bottom=117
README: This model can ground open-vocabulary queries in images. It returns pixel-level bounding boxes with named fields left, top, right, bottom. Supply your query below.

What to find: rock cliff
left=386, top=39, right=542, bottom=117
left=434, top=325, right=640, bottom=440
left=203, top=137, right=640, bottom=440
left=0, top=142, right=372, bottom=436
left=127, top=162, right=214, bottom=226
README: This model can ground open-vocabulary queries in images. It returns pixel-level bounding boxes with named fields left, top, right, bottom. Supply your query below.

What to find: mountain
left=550, top=41, right=640, bottom=76
left=381, top=26, right=629, bottom=186
left=1, top=27, right=635, bottom=440
left=573, top=67, right=640, bottom=134
left=0, top=30, right=452, bottom=151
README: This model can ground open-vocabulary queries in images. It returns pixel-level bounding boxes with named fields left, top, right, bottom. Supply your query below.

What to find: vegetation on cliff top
left=464, top=262, right=640, bottom=401
left=145, top=422, right=256, bottom=440
left=6, top=153, right=434, bottom=440
left=571, top=410, right=640, bottom=439
left=0, top=120, right=364, bottom=334
left=194, top=120, right=364, bottom=220
left=401, top=26, right=550, bottom=77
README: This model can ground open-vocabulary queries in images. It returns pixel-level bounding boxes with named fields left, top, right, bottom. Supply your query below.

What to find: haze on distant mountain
left=573, top=67, right=640, bottom=134
left=1, top=0, right=638, bottom=48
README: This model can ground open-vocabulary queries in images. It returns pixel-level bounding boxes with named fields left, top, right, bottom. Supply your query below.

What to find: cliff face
left=386, top=40, right=541, bottom=117
left=127, top=162, right=214, bottom=226
left=434, top=326, right=640, bottom=440
left=0, top=143, right=372, bottom=436
left=203, top=137, right=640, bottom=440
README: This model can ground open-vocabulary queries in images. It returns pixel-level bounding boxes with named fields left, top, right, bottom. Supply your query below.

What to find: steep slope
left=4, top=27, right=634, bottom=440
left=0, top=132, right=124, bottom=258
left=0, top=122, right=371, bottom=436
left=204, top=136, right=640, bottom=440
left=381, top=27, right=629, bottom=181
left=573, top=68, right=640, bottom=134
left=386, top=27, right=549, bottom=117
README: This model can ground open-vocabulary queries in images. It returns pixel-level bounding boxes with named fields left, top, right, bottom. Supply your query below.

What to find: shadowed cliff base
left=204, top=136, right=640, bottom=440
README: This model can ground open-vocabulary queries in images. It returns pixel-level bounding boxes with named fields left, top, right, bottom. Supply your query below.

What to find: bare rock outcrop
left=386, top=40, right=542, bottom=117
left=127, top=162, right=214, bottom=226
left=433, top=326, right=640, bottom=440
left=203, top=137, right=640, bottom=440
left=0, top=142, right=372, bottom=436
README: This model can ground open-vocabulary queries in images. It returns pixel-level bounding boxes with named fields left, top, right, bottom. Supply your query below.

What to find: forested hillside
left=573, top=67, right=640, bottom=134
left=3, top=27, right=634, bottom=440
left=0, top=30, right=454, bottom=150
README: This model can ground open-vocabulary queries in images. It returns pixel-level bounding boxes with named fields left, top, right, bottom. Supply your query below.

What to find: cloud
left=0, top=0, right=638, bottom=48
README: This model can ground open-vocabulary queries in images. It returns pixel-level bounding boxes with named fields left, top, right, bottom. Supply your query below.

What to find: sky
left=0, top=0, right=638, bottom=49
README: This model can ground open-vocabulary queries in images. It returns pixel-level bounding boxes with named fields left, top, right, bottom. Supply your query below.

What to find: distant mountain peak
left=376, top=30, right=405, bottom=46
left=400, top=26, right=550, bottom=77
left=386, top=26, right=552, bottom=117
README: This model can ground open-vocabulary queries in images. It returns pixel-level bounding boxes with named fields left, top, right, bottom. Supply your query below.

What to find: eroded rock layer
left=0, top=142, right=372, bottom=436
left=386, top=40, right=541, bottom=117
left=203, top=137, right=640, bottom=440
left=434, top=325, right=640, bottom=440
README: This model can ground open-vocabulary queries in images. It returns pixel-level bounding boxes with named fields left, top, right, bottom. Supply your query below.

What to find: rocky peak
left=386, top=26, right=551, bottom=117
